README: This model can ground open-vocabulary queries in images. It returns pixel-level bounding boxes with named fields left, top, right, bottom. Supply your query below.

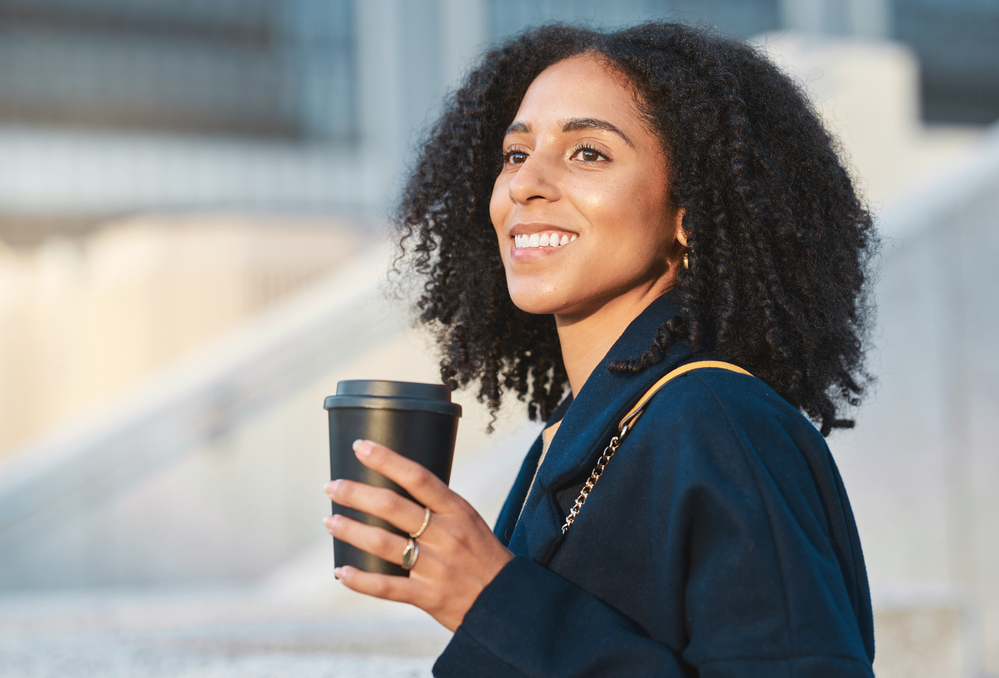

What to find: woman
left=323, top=21, right=878, bottom=677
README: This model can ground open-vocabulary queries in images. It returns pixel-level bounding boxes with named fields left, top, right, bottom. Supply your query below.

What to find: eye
left=570, top=144, right=608, bottom=162
left=503, top=147, right=529, bottom=165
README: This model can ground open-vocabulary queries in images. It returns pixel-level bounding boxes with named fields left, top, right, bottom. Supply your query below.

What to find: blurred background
left=0, top=1, right=996, bottom=676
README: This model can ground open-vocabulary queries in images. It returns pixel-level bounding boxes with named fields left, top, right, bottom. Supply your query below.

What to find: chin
left=509, top=297, right=555, bottom=316
left=507, top=289, right=563, bottom=316
left=505, top=271, right=582, bottom=316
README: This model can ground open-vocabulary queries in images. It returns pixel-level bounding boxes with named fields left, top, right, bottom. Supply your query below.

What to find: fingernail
left=322, top=481, right=331, bottom=494
left=324, top=480, right=339, bottom=495
left=334, top=567, right=344, bottom=581
left=352, top=439, right=372, bottom=456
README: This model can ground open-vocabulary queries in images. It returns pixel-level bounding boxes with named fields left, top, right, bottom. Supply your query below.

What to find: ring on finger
left=409, top=507, right=431, bottom=539
left=401, top=538, right=419, bottom=571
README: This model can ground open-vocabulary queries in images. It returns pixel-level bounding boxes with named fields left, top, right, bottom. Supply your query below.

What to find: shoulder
left=634, top=366, right=825, bottom=455
left=620, top=366, right=835, bottom=509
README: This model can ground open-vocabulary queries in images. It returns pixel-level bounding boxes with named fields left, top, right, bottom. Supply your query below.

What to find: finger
left=324, top=513, right=410, bottom=567
left=335, top=565, right=418, bottom=605
left=352, top=439, right=458, bottom=511
left=325, top=480, right=427, bottom=535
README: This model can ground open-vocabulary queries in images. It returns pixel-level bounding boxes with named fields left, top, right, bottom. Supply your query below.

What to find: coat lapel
left=507, top=291, right=696, bottom=564
left=493, top=395, right=572, bottom=546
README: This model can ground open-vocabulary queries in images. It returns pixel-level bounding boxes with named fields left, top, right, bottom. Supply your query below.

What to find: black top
left=434, top=291, right=875, bottom=677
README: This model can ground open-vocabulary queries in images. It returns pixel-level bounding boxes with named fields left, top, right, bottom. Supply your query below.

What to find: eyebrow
left=504, top=118, right=635, bottom=148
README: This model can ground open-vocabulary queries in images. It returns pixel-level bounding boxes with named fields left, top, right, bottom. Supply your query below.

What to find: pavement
left=0, top=575, right=451, bottom=678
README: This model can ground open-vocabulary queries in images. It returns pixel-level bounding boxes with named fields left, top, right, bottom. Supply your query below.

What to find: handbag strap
left=561, top=360, right=753, bottom=534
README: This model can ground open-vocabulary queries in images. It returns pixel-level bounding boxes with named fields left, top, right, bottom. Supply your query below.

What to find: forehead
left=512, top=54, right=646, bottom=129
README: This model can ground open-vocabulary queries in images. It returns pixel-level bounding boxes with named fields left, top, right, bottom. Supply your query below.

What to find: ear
left=673, top=208, right=688, bottom=248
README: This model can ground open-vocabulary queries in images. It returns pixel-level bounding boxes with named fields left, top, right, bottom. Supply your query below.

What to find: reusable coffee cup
left=324, top=380, right=461, bottom=576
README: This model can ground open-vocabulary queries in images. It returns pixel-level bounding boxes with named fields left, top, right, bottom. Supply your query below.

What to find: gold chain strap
left=561, top=426, right=629, bottom=533
left=560, top=361, right=752, bottom=535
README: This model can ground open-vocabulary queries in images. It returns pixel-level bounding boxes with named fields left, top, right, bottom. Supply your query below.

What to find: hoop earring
left=682, top=252, right=689, bottom=270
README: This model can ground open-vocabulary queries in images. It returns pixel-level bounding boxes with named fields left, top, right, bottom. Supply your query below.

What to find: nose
left=507, top=151, right=561, bottom=204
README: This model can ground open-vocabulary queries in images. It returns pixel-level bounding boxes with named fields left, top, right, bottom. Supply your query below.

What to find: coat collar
left=537, top=289, right=695, bottom=492
left=507, top=289, right=698, bottom=562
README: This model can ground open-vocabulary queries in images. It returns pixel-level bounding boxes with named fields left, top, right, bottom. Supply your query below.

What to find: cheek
left=627, top=176, right=673, bottom=237
left=565, top=175, right=606, bottom=213
left=578, top=169, right=655, bottom=221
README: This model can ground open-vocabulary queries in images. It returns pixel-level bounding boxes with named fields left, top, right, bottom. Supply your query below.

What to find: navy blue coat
left=434, top=292, right=876, bottom=677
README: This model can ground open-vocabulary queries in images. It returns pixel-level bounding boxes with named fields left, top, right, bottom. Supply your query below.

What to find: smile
left=514, top=231, right=577, bottom=249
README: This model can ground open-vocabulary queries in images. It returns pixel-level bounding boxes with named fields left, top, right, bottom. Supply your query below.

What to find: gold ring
left=409, top=508, right=431, bottom=539
left=401, top=538, right=419, bottom=571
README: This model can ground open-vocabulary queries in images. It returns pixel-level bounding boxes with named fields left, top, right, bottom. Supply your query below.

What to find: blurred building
left=0, top=1, right=997, bottom=677
left=0, top=0, right=995, bottom=242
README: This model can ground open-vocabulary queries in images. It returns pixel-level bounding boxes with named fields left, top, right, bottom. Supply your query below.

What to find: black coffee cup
left=324, top=380, right=461, bottom=576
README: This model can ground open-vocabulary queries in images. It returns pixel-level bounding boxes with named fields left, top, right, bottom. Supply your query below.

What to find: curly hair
left=395, top=22, right=878, bottom=436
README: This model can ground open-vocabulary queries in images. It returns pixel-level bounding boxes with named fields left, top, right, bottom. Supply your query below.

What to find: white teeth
left=514, top=232, right=577, bottom=249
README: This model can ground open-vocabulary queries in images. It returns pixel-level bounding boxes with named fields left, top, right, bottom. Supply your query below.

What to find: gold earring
left=682, top=252, right=689, bottom=270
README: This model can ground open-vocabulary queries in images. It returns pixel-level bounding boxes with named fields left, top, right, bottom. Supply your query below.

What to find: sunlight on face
left=490, top=54, right=685, bottom=328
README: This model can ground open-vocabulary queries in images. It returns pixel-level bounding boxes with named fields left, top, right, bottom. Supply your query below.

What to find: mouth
left=513, top=230, right=578, bottom=250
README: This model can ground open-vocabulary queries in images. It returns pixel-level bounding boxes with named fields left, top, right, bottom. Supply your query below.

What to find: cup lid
left=324, top=380, right=462, bottom=417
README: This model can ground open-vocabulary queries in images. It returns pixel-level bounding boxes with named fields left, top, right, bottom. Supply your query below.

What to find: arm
left=435, top=556, right=690, bottom=677
left=323, top=439, right=688, bottom=677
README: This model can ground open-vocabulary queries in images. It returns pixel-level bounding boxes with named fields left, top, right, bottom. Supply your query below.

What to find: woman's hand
left=323, top=439, right=514, bottom=632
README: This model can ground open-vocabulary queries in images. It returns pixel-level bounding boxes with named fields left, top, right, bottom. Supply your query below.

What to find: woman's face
left=490, top=54, right=685, bottom=326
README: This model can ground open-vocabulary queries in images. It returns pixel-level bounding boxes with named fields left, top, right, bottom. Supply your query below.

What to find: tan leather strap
left=618, top=360, right=753, bottom=432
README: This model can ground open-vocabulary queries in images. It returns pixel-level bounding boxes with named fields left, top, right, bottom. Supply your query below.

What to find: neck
left=556, top=289, right=665, bottom=396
